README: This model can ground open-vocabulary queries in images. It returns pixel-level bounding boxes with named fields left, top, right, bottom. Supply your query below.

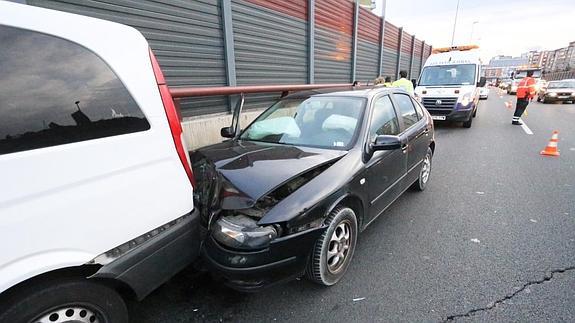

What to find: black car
left=192, top=87, right=435, bottom=291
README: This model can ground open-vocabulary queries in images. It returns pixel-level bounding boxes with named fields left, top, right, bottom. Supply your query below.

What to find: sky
left=373, top=0, right=575, bottom=62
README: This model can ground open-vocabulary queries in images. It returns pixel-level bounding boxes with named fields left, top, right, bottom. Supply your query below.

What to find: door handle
left=401, top=143, right=409, bottom=153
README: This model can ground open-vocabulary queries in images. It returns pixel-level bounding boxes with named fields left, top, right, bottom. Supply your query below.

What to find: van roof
left=423, top=50, right=481, bottom=67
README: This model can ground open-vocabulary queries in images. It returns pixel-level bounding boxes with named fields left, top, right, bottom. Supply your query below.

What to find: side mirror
left=371, top=135, right=402, bottom=151
left=220, top=126, right=234, bottom=138
left=477, top=76, right=486, bottom=87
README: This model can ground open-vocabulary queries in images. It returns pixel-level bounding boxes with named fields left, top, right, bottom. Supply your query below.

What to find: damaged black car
left=192, top=87, right=435, bottom=291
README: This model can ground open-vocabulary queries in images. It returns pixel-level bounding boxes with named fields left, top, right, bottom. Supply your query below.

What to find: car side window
left=393, top=94, right=419, bottom=128
left=369, top=95, right=400, bottom=139
left=412, top=98, right=425, bottom=119
left=0, top=25, right=150, bottom=156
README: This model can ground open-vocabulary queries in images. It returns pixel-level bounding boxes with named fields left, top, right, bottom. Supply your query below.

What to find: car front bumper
left=202, top=226, right=325, bottom=292
left=544, top=95, right=575, bottom=102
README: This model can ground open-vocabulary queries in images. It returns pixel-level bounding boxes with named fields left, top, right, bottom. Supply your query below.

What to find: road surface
left=130, top=89, right=575, bottom=322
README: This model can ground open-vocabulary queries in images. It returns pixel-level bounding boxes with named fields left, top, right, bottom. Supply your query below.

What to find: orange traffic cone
left=540, top=131, right=560, bottom=157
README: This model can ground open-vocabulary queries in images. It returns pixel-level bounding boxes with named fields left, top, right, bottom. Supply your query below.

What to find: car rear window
left=0, top=25, right=150, bottom=156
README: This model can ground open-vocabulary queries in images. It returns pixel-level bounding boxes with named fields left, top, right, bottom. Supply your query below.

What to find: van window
left=0, top=25, right=150, bottom=156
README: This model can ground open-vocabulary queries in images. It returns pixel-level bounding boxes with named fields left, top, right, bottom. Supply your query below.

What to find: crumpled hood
left=191, top=140, right=346, bottom=213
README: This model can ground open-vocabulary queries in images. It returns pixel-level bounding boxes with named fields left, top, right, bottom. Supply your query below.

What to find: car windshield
left=513, top=70, right=542, bottom=79
left=548, top=81, right=575, bottom=88
left=419, top=64, right=476, bottom=86
left=240, top=96, right=366, bottom=150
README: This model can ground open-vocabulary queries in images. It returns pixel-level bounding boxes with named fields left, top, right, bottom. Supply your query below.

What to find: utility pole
left=450, top=0, right=460, bottom=46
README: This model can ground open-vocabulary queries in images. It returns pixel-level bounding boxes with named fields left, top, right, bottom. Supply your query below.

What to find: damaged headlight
left=212, top=214, right=277, bottom=250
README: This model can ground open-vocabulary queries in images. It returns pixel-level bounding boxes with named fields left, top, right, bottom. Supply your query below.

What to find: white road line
left=520, top=119, right=533, bottom=135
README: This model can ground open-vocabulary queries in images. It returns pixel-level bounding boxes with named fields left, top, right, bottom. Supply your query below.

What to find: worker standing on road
left=512, top=70, right=536, bottom=125
left=384, top=76, right=393, bottom=87
left=392, top=70, right=414, bottom=94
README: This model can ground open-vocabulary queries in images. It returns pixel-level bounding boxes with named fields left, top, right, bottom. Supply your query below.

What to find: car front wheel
left=306, top=206, right=358, bottom=286
left=0, top=278, right=128, bottom=323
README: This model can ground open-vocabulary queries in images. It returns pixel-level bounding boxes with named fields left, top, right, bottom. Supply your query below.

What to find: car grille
left=422, top=97, right=457, bottom=115
left=556, top=92, right=572, bottom=96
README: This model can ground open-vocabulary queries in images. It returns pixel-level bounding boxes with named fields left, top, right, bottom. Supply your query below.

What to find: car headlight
left=459, top=92, right=472, bottom=106
left=571, top=92, right=575, bottom=97
left=212, top=214, right=277, bottom=250
left=548, top=92, right=557, bottom=97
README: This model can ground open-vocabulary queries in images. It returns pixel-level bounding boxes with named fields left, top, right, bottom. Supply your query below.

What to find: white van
left=414, top=46, right=486, bottom=128
left=0, top=2, right=201, bottom=322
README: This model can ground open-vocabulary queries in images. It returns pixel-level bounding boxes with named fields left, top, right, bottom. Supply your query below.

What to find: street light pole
left=450, top=0, right=460, bottom=46
left=470, top=21, right=479, bottom=43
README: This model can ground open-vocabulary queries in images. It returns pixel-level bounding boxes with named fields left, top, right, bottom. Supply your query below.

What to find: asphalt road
left=130, top=89, right=575, bottom=322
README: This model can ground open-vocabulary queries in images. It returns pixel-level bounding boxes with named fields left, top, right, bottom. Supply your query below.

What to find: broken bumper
left=202, top=226, right=325, bottom=291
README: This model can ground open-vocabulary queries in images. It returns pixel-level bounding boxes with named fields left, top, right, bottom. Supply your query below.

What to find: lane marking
left=520, top=120, right=533, bottom=135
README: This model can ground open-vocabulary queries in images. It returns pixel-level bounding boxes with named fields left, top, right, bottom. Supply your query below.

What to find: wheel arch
left=327, top=193, right=365, bottom=230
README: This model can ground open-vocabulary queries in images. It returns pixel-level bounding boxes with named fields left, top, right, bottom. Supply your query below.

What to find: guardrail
left=169, top=83, right=358, bottom=98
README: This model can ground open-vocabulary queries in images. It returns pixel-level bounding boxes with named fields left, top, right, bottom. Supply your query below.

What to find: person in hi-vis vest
left=512, top=70, right=536, bottom=125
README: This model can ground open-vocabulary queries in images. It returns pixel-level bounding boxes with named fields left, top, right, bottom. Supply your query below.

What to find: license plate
left=431, top=116, right=446, bottom=121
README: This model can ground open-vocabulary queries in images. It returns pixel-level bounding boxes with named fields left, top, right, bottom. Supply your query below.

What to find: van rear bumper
left=90, top=208, right=202, bottom=300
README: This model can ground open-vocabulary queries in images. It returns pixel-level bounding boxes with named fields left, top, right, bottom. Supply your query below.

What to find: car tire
left=536, top=96, right=541, bottom=102
left=411, top=147, right=433, bottom=191
left=462, top=114, right=473, bottom=128
left=0, top=278, right=128, bottom=323
left=306, top=206, right=358, bottom=286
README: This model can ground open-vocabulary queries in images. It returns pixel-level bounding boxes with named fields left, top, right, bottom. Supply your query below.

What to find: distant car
left=479, top=87, right=489, bottom=99
left=193, top=87, right=435, bottom=291
left=499, top=79, right=511, bottom=90
left=537, top=79, right=575, bottom=104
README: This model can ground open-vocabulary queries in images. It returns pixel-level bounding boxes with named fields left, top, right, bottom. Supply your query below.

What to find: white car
left=479, top=87, right=489, bottom=99
left=0, top=2, right=201, bottom=322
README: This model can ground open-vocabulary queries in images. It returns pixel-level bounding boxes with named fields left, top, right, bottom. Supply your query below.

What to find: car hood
left=191, top=140, right=346, bottom=212
left=546, top=88, right=575, bottom=93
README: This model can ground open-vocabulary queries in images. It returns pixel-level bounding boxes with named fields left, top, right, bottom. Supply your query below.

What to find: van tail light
left=149, top=48, right=196, bottom=188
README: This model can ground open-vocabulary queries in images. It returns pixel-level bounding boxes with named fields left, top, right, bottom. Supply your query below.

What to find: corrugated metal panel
left=423, top=44, right=432, bottom=66
left=232, top=0, right=308, bottom=110
left=315, top=0, right=353, bottom=83
left=382, top=21, right=399, bottom=79
left=400, top=31, right=412, bottom=76
left=28, top=0, right=228, bottom=117
left=356, top=7, right=380, bottom=82
left=412, top=38, right=423, bottom=77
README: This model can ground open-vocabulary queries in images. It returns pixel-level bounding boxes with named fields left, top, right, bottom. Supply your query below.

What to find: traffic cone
left=540, top=131, right=560, bottom=157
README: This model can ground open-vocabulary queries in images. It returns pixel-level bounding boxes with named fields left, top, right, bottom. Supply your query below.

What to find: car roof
left=283, top=86, right=407, bottom=100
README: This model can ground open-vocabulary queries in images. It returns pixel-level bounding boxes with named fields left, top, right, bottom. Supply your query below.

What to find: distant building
left=484, top=55, right=528, bottom=80
left=525, top=41, right=575, bottom=73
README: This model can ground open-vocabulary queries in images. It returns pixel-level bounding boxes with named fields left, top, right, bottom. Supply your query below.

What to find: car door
left=391, top=93, right=430, bottom=187
left=365, top=95, right=408, bottom=223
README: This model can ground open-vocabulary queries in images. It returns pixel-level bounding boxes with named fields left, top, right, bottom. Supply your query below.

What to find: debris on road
left=353, top=297, right=366, bottom=302
left=529, top=219, right=538, bottom=223
left=470, top=238, right=481, bottom=243
left=476, top=191, right=485, bottom=195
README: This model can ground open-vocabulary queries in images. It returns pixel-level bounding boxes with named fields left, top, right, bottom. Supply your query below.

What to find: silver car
left=537, top=79, right=575, bottom=104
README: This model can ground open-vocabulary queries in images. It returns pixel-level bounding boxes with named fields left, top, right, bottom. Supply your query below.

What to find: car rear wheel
left=0, top=278, right=128, bottom=323
left=306, top=206, right=358, bottom=286
left=411, top=147, right=433, bottom=191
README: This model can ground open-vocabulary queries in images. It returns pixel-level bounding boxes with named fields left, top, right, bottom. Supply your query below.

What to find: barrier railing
left=169, top=83, right=357, bottom=98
